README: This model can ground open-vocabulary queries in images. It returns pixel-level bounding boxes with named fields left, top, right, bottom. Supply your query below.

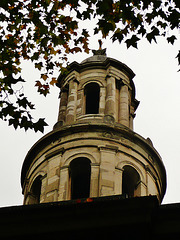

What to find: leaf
left=112, top=30, right=123, bottom=43
left=146, top=27, right=160, bottom=43
left=9, top=118, right=19, bottom=130
left=2, top=103, right=16, bottom=117
left=176, top=50, right=180, bottom=65
left=173, top=0, right=180, bottom=8
left=35, top=80, right=42, bottom=88
left=125, top=35, right=140, bottom=49
left=98, top=19, right=116, bottom=37
left=157, top=21, right=167, bottom=29
left=50, top=78, right=57, bottom=86
left=35, top=62, right=43, bottom=70
left=33, top=118, right=48, bottom=133
left=41, top=74, right=48, bottom=81
left=31, top=52, right=40, bottom=61
left=167, top=35, right=177, bottom=45
left=138, top=26, right=146, bottom=37
left=17, top=97, right=28, bottom=109
left=70, top=47, right=82, bottom=53
left=168, top=9, right=179, bottom=29
left=20, top=116, right=33, bottom=131
left=17, top=97, right=35, bottom=109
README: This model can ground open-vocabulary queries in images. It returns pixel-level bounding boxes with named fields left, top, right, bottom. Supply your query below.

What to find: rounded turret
left=21, top=49, right=166, bottom=204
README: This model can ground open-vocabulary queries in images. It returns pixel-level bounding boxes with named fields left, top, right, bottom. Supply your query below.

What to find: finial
left=98, top=39, right=102, bottom=50
left=92, top=40, right=107, bottom=56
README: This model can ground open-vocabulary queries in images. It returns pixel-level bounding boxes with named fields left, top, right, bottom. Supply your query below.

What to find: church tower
left=21, top=49, right=166, bottom=204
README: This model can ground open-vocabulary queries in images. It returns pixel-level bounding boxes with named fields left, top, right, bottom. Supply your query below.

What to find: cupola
left=21, top=49, right=166, bottom=205
left=54, top=48, right=139, bottom=130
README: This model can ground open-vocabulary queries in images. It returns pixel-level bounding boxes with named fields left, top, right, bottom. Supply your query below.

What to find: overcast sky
left=0, top=32, right=179, bottom=207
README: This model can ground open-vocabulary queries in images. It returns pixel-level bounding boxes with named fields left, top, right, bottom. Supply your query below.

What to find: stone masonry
left=21, top=50, right=166, bottom=205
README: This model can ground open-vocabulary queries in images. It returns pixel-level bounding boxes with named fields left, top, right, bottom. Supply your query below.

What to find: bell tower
left=21, top=49, right=166, bottom=204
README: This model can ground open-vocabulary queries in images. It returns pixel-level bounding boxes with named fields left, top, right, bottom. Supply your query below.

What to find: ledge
left=1, top=195, right=180, bottom=239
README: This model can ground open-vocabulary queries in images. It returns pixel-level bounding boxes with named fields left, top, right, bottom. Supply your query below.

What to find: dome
left=57, top=48, right=136, bottom=89
left=81, top=48, right=107, bottom=64
left=81, top=54, right=107, bottom=64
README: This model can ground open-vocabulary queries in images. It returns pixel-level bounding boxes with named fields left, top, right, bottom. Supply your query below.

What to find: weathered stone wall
left=23, top=124, right=165, bottom=204
left=56, top=66, right=137, bottom=130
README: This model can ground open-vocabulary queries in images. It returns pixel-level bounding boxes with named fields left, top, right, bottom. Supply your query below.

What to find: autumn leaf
left=70, top=47, right=82, bottom=53
left=35, top=62, right=43, bottom=70
left=41, top=74, right=48, bottom=81
left=35, top=81, right=42, bottom=88
left=50, top=78, right=57, bottom=86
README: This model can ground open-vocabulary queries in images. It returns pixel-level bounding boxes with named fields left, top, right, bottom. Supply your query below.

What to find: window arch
left=84, top=82, right=100, bottom=114
left=29, top=175, right=42, bottom=204
left=122, top=166, right=140, bottom=198
left=69, top=158, right=91, bottom=199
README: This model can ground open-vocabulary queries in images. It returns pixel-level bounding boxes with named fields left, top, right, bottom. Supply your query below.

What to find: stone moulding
left=57, top=57, right=135, bottom=89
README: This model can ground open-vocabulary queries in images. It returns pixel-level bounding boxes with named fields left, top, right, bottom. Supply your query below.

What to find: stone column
left=114, top=167, right=123, bottom=195
left=76, top=89, right=83, bottom=117
left=98, top=146, right=118, bottom=197
left=90, top=163, right=99, bottom=197
left=146, top=167, right=158, bottom=198
left=105, top=75, right=116, bottom=118
left=58, top=89, right=68, bottom=124
left=119, top=84, right=129, bottom=127
left=129, top=106, right=135, bottom=130
left=99, top=87, right=106, bottom=115
left=66, top=79, right=78, bottom=124
left=58, top=166, right=69, bottom=201
left=40, top=174, right=47, bottom=203
left=135, top=181, right=147, bottom=197
left=45, top=157, right=60, bottom=203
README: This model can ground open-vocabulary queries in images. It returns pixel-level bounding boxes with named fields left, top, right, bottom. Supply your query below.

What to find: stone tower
left=21, top=49, right=166, bottom=204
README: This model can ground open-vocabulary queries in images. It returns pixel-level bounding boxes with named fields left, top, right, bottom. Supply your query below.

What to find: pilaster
left=58, top=166, right=69, bottom=201
left=90, top=163, right=99, bottom=197
left=66, top=79, right=78, bottom=124
left=114, top=167, right=123, bottom=195
left=99, top=87, right=106, bottom=115
left=119, top=84, right=129, bottom=127
left=98, top=145, right=118, bottom=196
left=135, top=181, right=147, bottom=197
left=105, top=75, right=116, bottom=119
left=57, top=89, right=68, bottom=124
left=130, top=106, right=135, bottom=130
left=45, top=157, right=60, bottom=202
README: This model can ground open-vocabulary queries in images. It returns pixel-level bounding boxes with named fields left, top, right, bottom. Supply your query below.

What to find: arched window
left=30, top=175, right=42, bottom=204
left=84, top=83, right=100, bottom=114
left=122, top=166, right=140, bottom=198
left=69, top=158, right=91, bottom=199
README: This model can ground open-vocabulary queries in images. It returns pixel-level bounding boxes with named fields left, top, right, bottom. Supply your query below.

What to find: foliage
left=0, top=0, right=179, bottom=132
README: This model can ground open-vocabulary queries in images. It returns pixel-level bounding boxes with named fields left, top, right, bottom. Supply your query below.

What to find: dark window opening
left=84, top=83, right=100, bottom=114
left=30, top=175, right=42, bottom=204
left=69, top=158, right=91, bottom=199
left=122, top=166, right=140, bottom=198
